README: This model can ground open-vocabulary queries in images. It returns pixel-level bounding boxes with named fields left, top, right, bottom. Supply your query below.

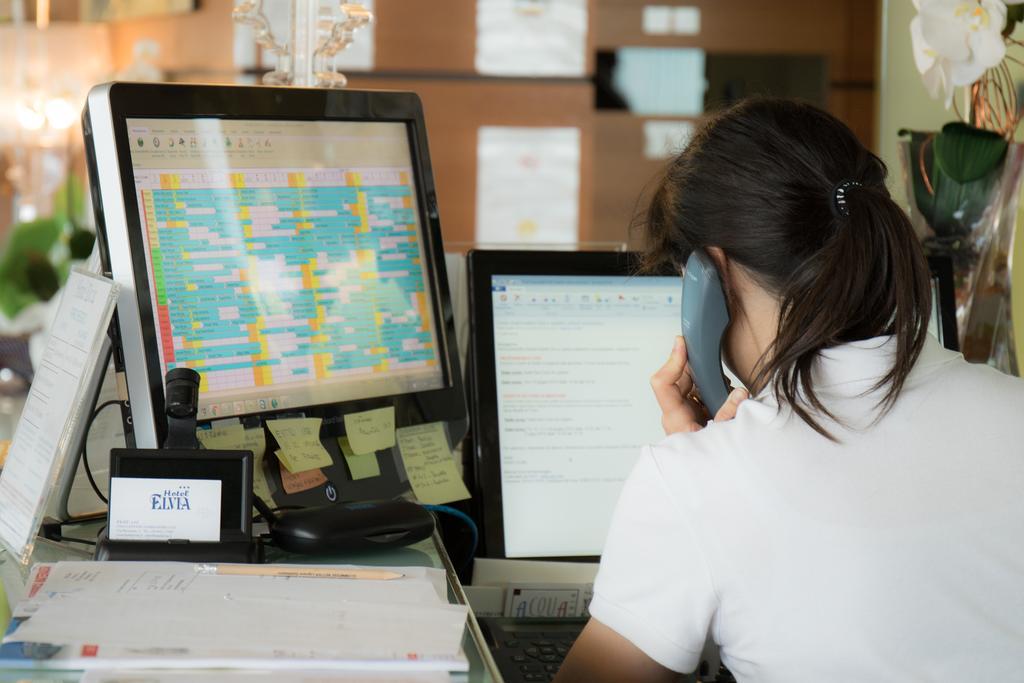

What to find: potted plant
left=902, top=0, right=1024, bottom=373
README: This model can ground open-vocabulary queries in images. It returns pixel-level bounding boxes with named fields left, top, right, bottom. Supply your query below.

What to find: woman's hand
left=650, top=336, right=748, bottom=435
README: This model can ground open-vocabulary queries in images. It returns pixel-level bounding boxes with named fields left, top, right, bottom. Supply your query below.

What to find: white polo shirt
left=589, top=336, right=1024, bottom=681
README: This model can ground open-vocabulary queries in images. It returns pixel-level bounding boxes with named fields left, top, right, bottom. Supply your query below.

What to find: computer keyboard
left=479, top=615, right=735, bottom=682
left=479, top=616, right=585, bottom=682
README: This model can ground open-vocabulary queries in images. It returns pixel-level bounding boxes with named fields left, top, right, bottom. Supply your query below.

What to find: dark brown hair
left=641, top=98, right=932, bottom=438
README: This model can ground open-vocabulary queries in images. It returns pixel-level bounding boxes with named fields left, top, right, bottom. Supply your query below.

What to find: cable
left=423, top=504, right=478, bottom=573
left=81, top=399, right=122, bottom=505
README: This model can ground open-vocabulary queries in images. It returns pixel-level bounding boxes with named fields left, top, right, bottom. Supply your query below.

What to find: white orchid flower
left=910, top=0, right=1008, bottom=108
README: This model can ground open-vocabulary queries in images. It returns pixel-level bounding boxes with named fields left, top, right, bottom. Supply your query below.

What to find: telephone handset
left=680, top=249, right=732, bottom=415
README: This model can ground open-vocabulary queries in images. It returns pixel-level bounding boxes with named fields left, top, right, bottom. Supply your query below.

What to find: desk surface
left=0, top=531, right=502, bottom=682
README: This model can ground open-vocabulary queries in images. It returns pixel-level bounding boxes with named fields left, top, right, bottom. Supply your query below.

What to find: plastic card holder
left=0, top=269, right=119, bottom=566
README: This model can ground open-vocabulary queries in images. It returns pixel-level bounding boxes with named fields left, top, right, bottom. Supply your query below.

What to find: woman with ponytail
left=555, top=99, right=1024, bottom=682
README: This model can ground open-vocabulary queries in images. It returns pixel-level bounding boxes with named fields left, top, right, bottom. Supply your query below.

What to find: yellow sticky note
left=338, top=436, right=382, bottom=480
left=343, top=406, right=396, bottom=454
left=267, top=417, right=332, bottom=473
left=198, top=424, right=274, bottom=504
left=396, top=422, right=471, bottom=505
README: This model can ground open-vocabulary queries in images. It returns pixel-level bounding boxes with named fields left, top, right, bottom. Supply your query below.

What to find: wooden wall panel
left=107, top=0, right=235, bottom=75
left=372, top=0, right=595, bottom=76
left=346, top=76, right=594, bottom=249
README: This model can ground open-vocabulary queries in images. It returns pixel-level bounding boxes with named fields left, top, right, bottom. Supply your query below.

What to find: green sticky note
left=198, top=424, right=274, bottom=504
left=267, top=417, right=332, bottom=474
left=343, top=406, right=396, bottom=454
left=338, top=436, right=382, bottom=480
left=0, top=578, right=9, bottom=636
left=396, top=422, right=471, bottom=505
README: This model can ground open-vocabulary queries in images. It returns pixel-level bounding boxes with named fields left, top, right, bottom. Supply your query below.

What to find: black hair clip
left=830, top=180, right=861, bottom=218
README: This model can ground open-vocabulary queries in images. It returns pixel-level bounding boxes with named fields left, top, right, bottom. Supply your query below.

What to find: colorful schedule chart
left=134, top=167, right=440, bottom=398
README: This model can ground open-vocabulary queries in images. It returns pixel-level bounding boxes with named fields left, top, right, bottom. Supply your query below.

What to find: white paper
left=83, top=672, right=449, bottom=683
left=0, top=271, right=117, bottom=563
left=643, top=120, right=695, bottom=160
left=475, top=0, right=587, bottom=76
left=16, top=562, right=447, bottom=618
left=475, top=126, right=581, bottom=245
left=9, top=561, right=468, bottom=671
left=643, top=5, right=700, bottom=35
left=673, top=6, right=701, bottom=35
left=642, top=5, right=673, bottom=35
left=108, top=478, right=222, bottom=542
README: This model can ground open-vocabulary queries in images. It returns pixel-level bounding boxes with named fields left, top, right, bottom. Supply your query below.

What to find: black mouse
left=268, top=500, right=435, bottom=554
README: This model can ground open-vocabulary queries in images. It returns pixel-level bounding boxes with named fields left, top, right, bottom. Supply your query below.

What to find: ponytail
left=640, top=98, right=933, bottom=439
left=752, top=183, right=932, bottom=439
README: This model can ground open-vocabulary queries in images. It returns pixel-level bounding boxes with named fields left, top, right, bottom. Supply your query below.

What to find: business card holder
left=94, top=448, right=261, bottom=563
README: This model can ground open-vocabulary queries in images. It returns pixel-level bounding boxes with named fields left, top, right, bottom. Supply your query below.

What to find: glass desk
left=0, top=531, right=502, bottom=682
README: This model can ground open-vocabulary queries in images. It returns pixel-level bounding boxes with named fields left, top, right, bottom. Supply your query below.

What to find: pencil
left=196, top=564, right=404, bottom=580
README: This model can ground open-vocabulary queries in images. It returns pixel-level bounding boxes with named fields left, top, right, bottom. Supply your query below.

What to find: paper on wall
left=475, top=0, right=587, bottom=76
left=643, top=120, right=695, bottom=160
left=475, top=126, right=581, bottom=245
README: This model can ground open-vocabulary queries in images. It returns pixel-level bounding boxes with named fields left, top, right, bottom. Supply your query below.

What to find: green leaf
left=1008, top=4, right=1024, bottom=23
left=69, top=228, right=96, bottom=260
left=26, top=256, right=60, bottom=302
left=52, top=174, right=86, bottom=223
left=933, top=122, right=1007, bottom=183
left=0, top=218, right=63, bottom=317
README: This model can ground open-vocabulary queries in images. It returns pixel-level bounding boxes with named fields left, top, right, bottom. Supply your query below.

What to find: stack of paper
left=1, top=562, right=468, bottom=673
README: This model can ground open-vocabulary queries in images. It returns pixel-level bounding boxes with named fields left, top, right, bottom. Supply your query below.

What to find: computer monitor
left=468, top=250, right=960, bottom=560
left=83, top=84, right=465, bottom=464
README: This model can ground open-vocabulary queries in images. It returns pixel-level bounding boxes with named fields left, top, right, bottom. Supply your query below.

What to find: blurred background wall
left=1, top=0, right=890, bottom=257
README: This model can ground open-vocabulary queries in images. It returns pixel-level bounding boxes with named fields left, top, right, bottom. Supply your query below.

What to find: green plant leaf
left=52, top=174, right=86, bottom=223
left=26, top=256, right=60, bottom=301
left=0, top=218, right=63, bottom=318
left=1008, top=4, right=1024, bottom=23
left=69, top=228, right=96, bottom=260
left=933, top=122, right=1007, bottom=183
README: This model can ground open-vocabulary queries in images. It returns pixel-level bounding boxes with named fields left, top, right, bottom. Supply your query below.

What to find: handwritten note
left=396, top=423, right=471, bottom=505
left=197, top=424, right=273, bottom=504
left=338, top=436, right=382, bottom=481
left=267, top=418, right=332, bottom=474
left=343, top=406, right=396, bottom=454
left=278, top=461, right=327, bottom=495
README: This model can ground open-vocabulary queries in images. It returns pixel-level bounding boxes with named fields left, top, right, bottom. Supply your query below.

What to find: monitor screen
left=124, top=118, right=445, bottom=420
left=491, top=273, right=681, bottom=558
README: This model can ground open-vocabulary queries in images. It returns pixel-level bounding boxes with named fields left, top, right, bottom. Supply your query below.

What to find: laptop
left=465, top=249, right=959, bottom=683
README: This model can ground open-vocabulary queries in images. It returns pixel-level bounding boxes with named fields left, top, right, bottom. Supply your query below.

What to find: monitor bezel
left=468, top=249, right=659, bottom=562
left=86, top=83, right=462, bottom=448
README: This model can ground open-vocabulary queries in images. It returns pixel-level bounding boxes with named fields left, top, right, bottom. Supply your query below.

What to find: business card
left=108, top=477, right=221, bottom=542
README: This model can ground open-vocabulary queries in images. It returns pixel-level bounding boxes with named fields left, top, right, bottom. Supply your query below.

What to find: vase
left=899, top=140, right=1021, bottom=375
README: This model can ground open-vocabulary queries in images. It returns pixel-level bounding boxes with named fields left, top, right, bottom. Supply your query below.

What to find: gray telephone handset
left=681, top=249, right=732, bottom=415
